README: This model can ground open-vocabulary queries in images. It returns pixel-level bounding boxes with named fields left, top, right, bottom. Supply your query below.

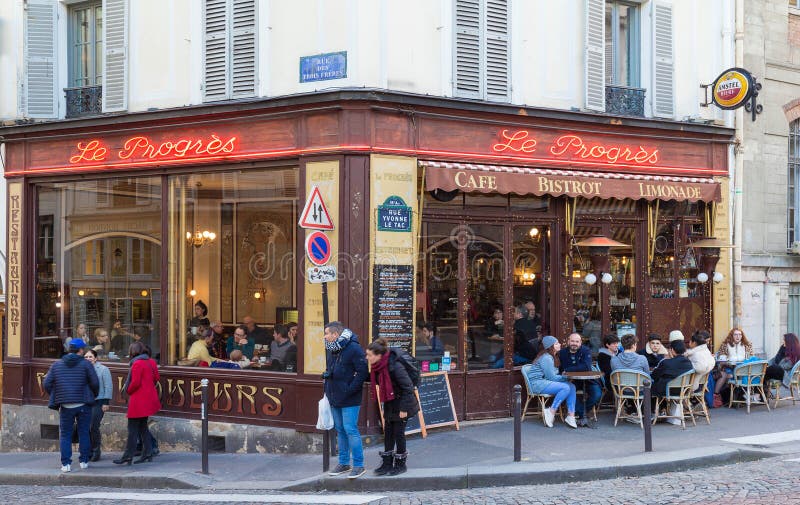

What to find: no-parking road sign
left=305, top=231, right=332, bottom=266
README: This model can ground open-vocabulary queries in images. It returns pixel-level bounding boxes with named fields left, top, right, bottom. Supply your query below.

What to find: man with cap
left=44, top=338, right=99, bottom=473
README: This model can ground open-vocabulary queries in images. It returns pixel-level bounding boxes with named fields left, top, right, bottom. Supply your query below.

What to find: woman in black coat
left=366, top=338, right=420, bottom=476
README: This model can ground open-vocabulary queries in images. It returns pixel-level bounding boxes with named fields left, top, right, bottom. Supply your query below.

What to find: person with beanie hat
left=524, top=336, right=578, bottom=429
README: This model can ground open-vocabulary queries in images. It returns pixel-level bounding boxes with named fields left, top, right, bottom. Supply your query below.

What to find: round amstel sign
left=711, top=68, right=753, bottom=110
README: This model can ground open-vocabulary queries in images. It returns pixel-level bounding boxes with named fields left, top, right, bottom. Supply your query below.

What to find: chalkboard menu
left=372, top=264, right=414, bottom=353
left=414, top=372, right=458, bottom=430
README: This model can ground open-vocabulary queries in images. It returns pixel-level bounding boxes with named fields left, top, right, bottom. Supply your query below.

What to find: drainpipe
left=732, top=0, right=744, bottom=327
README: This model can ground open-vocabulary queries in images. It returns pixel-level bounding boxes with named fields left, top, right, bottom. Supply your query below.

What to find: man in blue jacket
left=558, top=332, right=602, bottom=426
left=323, top=321, right=368, bottom=479
left=44, top=338, right=99, bottom=473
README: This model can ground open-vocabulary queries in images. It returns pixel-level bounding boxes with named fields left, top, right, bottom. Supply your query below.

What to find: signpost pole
left=321, top=280, right=332, bottom=471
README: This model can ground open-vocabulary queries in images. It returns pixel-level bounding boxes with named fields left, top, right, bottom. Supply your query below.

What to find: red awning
left=421, top=161, right=722, bottom=202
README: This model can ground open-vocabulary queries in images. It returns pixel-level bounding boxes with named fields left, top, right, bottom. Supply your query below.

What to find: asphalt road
left=3, top=451, right=800, bottom=505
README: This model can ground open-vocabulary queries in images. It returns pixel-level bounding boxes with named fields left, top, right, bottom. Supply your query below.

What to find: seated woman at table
left=765, top=332, right=800, bottom=385
left=187, top=329, right=219, bottom=366
left=685, top=330, right=715, bottom=390
left=92, top=328, right=112, bottom=357
left=524, top=335, right=578, bottom=429
left=714, top=328, right=754, bottom=394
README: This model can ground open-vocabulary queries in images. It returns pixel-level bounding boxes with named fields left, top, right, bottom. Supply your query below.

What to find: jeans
left=59, top=404, right=92, bottom=466
left=124, top=417, right=152, bottom=459
left=90, top=400, right=108, bottom=458
left=540, top=381, right=576, bottom=413
left=575, top=381, right=603, bottom=418
left=331, top=405, right=363, bottom=468
left=384, top=419, right=407, bottom=454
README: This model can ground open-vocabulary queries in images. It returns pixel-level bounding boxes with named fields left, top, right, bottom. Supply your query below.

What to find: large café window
left=34, top=177, right=162, bottom=359
left=167, top=167, right=298, bottom=371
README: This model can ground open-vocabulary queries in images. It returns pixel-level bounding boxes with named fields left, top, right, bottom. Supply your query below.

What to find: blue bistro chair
left=653, top=370, right=695, bottom=429
left=728, top=360, right=770, bottom=414
left=766, top=360, right=800, bottom=409
left=609, top=369, right=650, bottom=428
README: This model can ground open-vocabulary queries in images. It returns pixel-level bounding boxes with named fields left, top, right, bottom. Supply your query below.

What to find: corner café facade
left=2, top=90, right=733, bottom=446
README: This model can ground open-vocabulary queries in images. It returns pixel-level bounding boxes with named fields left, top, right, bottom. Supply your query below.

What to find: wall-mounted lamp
left=692, top=237, right=732, bottom=284
left=575, top=235, right=630, bottom=285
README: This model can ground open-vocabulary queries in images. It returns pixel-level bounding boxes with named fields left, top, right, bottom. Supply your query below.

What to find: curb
left=0, top=471, right=199, bottom=489
left=281, top=446, right=777, bottom=492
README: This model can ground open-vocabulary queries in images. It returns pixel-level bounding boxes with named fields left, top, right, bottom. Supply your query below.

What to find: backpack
left=394, top=349, right=421, bottom=388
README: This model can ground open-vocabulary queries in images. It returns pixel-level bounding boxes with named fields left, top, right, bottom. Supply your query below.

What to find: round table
left=564, top=371, right=604, bottom=428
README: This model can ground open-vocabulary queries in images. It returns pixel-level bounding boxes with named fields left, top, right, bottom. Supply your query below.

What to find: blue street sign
left=306, top=231, right=332, bottom=266
left=300, top=52, right=347, bottom=83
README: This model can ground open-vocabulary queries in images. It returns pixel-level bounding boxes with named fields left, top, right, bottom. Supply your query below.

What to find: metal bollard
left=513, top=384, right=522, bottom=462
left=643, top=380, right=653, bottom=453
left=200, top=378, right=209, bottom=474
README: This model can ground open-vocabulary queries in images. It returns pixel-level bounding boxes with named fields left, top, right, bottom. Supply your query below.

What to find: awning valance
left=421, top=161, right=721, bottom=202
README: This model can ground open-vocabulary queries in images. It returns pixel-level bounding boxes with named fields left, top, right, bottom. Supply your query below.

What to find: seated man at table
left=638, top=333, right=668, bottom=369
left=558, top=332, right=602, bottom=423
left=243, top=316, right=271, bottom=351
left=227, top=326, right=256, bottom=360
left=611, top=333, right=651, bottom=376
left=596, top=333, right=620, bottom=389
left=268, top=324, right=298, bottom=372
left=651, top=340, right=693, bottom=397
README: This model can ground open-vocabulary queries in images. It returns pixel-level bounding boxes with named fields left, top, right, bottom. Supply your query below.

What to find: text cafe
left=1, top=90, right=732, bottom=449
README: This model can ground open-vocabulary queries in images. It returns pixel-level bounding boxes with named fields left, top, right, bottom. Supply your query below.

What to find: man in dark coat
left=44, top=338, right=99, bottom=472
left=651, top=340, right=694, bottom=396
left=558, top=332, right=602, bottom=424
left=323, top=321, right=368, bottom=479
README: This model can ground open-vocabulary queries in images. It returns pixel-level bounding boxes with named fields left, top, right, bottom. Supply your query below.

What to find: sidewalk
left=1, top=403, right=798, bottom=492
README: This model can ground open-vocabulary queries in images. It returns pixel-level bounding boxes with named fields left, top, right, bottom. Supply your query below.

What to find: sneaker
left=61, top=464, right=71, bottom=473
left=625, top=417, right=641, bottom=425
left=79, top=462, right=89, bottom=470
left=543, top=408, right=555, bottom=428
left=328, top=464, right=351, bottom=476
left=666, top=417, right=682, bottom=426
left=564, top=415, right=578, bottom=429
left=347, top=466, right=366, bottom=479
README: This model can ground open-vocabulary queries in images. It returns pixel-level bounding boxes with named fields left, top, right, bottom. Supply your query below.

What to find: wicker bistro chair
left=688, top=371, right=711, bottom=425
left=520, top=364, right=563, bottom=426
left=728, top=360, right=770, bottom=414
left=766, top=360, right=800, bottom=409
left=609, top=369, right=651, bottom=428
left=653, top=370, right=696, bottom=429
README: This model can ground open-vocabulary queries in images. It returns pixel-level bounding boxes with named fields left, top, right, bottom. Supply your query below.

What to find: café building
left=1, top=90, right=732, bottom=449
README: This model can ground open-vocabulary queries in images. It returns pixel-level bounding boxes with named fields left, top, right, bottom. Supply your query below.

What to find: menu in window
left=372, top=264, right=414, bottom=353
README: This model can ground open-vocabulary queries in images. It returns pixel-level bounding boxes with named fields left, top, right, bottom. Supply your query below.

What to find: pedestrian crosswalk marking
left=721, top=429, right=800, bottom=445
left=61, top=492, right=385, bottom=504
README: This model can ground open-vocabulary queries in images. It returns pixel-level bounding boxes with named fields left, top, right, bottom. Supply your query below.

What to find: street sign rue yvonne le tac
left=298, top=186, right=334, bottom=230
left=305, top=231, right=332, bottom=266
left=307, top=265, right=337, bottom=284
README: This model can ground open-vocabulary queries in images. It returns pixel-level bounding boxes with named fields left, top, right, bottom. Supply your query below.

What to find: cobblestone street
left=1, top=452, right=798, bottom=504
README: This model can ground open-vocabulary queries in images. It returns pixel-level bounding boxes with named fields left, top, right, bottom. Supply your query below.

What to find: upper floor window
left=203, top=0, right=257, bottom=102
left=453, top=0, right=510, bottom=102
left=69, top=2, right=103, bottom=88
left=789, top=120, right=800, bottom=247
left=605, top=1, right=639, bottom=87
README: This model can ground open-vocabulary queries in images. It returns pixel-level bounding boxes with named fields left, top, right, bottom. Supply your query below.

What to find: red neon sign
left=69, top=134, right=238, bottom=164
left=492, top=130, right=659, bottom=165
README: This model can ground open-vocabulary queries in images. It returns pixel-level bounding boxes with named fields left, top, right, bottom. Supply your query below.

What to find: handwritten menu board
left=372, top=264, right=414, bottom=353
left=414, top=372, right=458, bottom=431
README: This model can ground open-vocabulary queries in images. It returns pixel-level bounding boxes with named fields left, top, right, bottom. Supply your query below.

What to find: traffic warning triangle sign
left=298, top=186, right=334, bottom=230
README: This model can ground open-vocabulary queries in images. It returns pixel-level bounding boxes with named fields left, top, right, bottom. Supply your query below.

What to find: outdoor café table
left=564, top=370, right=604, bottom=428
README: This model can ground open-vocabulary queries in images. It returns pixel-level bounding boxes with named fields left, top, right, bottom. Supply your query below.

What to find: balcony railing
left=605, top=85, right=645, bottom=117
left=65, top=85, right=102, bottom=118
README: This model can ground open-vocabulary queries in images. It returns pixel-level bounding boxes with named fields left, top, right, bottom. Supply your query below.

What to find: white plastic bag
left=316, top=395, right=334, bottom=430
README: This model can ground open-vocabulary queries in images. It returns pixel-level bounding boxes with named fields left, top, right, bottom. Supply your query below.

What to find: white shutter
left=103, top=0, right=128, bottom=112
left=652, top=1, right=674, bottom=118
left=585, top=0, right=605, bottom=112
left=24, top=0, right=58, bottom=118
left=231, top=0, right=256, bottom=98
left=454, top=0, right=481, bottom=98
left=204, top=0, right=230, bottom=102
left=485, top=0, right=509, bottom=102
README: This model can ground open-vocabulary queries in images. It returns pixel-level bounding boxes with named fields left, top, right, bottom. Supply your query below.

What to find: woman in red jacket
left=114, top=342, right=160, bottom=465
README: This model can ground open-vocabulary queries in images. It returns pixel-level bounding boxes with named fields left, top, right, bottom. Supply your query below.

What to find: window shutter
left=103, top=0, right=128, bottom=112
left=652, top=1, right=674, bottom=118
left=454, top=0, right=481, bottom=98
left=204, top=0, right=230, bottom=102
left=584, top=0, right=605, bottom=112
left=231, top=0, right=256, bottom=98
left=24, top=0, right=58, bottom=118
left=485, top=0, right=509, bottom=102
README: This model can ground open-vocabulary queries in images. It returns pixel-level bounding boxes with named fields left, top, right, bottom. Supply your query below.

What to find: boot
left=386, top=452, right=407, bottom=476
left=373, top=451, right=394, bottom=476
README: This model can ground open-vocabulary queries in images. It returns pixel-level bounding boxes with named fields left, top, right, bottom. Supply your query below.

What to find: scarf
left=370, top=351, right=395, bottom=403
left=325, top=329, right=352, bottom=352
